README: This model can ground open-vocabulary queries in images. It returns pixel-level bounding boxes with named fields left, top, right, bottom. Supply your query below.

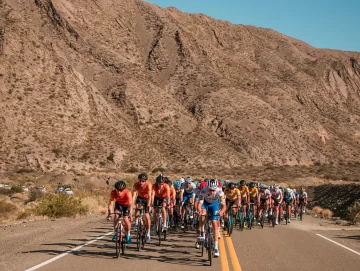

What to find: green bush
left=346, top=201, right=360, bottom=224
left=0, top=188, right=12, bottom=195
left=35, top=194, right=89, bottom=218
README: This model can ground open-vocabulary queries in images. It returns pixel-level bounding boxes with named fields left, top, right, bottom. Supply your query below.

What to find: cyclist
left=132, top=172, right=152, bottom=243
left=298, top=187, right=308, bottom=215
left=283, top=187, right=295, bottom=223
left=257, top=184, right=271, bottom=223
left=152, top=174, right=170, bottom=232
left=238, top=180, right=249, bottom=224
left=224, top=182, right=241, bottom=230
left=270, top=184, right=283, bottom=225
left=180, top=177, right=196, bottom=228
left=248, top=182, right=259, bottom=220
left=165, top=178, right=176, bottom=226
left=107, top=180, right=133, bottom=244
left=197, top=178, right=226, bottom=258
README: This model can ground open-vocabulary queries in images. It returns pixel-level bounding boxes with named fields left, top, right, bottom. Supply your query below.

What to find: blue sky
left=145, top=0, right=360, bottom=53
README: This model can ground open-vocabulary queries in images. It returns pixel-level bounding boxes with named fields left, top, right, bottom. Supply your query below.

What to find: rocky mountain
left=1, top=0, right=360, bottom=174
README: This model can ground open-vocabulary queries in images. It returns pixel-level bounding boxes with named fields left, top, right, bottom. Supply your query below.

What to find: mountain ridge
left=1, top=0, right=360, bottom=173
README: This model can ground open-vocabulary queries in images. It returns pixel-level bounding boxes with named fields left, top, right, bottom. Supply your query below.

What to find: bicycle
left=200, top=215, right=214, bottom=266
left=298, top=201, right=305, bottom=221
left=182, top=202, right=194, bottom=232
left=237, top=205, right=245, bottom=231
left=109, top=212, right=126, bottom=258
left=257, top=203, right=266, bottom=229
left=135, top=207, right=146, bottom=251
left=154, top=206, right=167, bottom=246
left=247, top=203, right=255, bottom=230
left=268, top=205, right=277, bottom=227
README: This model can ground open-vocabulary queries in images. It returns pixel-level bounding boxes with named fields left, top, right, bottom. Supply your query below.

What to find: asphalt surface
left=1, top=215, right=359, bottom=271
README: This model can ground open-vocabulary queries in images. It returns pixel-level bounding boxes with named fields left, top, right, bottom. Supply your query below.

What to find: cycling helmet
left=204, top=178, right=210, bottom=182
left=239, top=180, right=246, bottom=186
left=259, top=184, right=268, bottom=190
left=249, top=182, right=256, bottom=188
left=179, top=178, right=185, bottom=184
left=225, top=180, right=231, bottom=185
left=286, top=188, right=292, bottom=193
left=293, top=189, right=296, bottom=192
left=115, top=180, right=126, bottom=190
left=300, top=187, right=305, bottom=192
left=138, top=173, right=147, bottom=180
left=185, top=176, right=192, bottom=183
left=174, top=180, right=181, bottom=189
left=228, top=182, right=236, bottom=189
left=156, top=174, right=165, bottom=184
left=164, top=176, right=170, bottom=183
left=274, top=184, right=280, bottom=189
left=207, top=179, right=218, bottom=190
left=193, top=181, right=199, bottom=187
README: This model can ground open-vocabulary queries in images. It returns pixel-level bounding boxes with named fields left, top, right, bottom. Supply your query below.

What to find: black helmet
left=138, top=173, right=148, bottom=180
left=115, top=180, right=126, bottom=190
left=164, top=176, right=170, bottom=183
left=228, top=182, right=236, bottom=189
left=166, top=179, right=172, bottom=186
left=239, top=180, right=246, bottom=186
left=249, top=182, right=256, bottom=188
left=156, top=174, right=165, bottom=184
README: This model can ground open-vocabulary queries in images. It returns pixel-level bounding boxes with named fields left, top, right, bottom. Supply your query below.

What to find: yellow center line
left=224, top=230, right=242, bottom=271
left=219, top=229, right=230, bottom=271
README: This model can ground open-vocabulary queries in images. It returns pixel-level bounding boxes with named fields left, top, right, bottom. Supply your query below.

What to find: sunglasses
left=140, top=180, right=146, bottom=182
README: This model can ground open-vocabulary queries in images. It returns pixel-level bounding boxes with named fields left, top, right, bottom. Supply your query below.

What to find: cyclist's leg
left=208, top=201, right=220, bottom=256
left=161, top=198, right=167, bottom=229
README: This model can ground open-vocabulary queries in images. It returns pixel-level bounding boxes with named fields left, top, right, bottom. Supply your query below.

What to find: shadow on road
left=336, top=235, right=360, bottom=240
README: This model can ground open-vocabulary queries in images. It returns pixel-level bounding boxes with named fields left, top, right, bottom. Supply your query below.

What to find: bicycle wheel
left=115, top=228, right=120, bottom=258
left=137, top=221, right=142, bottom=251
left=228, top=213, right=233, bottom=236
left=158, top=217, right=162, bottom=246
left=247, top=212, right=253, bottom=230
left=272, top=213, right=276, bottom=228
left=239, top=209, right=244, bottom=231
left=201, top=235, right=204, bottom=257
left=121, top=238, right=126, bottom=255
left=208, top=229, right=213, bottom=266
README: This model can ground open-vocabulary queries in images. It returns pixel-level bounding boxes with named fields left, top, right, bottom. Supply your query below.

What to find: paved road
left=3, top=216, right=359, bottom=271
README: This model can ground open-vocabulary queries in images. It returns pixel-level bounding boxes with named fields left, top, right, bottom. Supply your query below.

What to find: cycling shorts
left=115, top=201, right=130, bottom=216
left=154, top=196, right=167, bottom=207
left=201, top=200, right=220, bottom=221
left=181, top=192, right=194, bottom=203
left=226, top=199, right=236, bottom=209
left=135, top=196, right=149, bottom=213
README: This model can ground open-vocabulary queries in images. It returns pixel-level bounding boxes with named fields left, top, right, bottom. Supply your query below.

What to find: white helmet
left=185, top=176, right=192, bottom=184
left=207, top=179, right=218, bottom=190
left=179, top=178, right=185, bottom=184
left=286, top=188, right=292, bottom=193
left=293, top=189, right=296, bottom=192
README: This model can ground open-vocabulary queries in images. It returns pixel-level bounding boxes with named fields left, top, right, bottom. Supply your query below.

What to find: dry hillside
left=1, top=0, right=360, bottom=174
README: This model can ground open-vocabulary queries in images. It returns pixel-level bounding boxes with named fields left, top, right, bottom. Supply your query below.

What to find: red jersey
left=152, top=183, right=170, bottom=198
left=110, top=189, right=132, bottom=205
left=170, top=186, right=176, bottom=199
left=133, top=181, right=152, bottom=199
left=199, top=181, right=207, bottom=190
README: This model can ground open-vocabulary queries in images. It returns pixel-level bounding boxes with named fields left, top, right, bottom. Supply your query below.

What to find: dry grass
left=312, top=206, right=323, bottom=216
left=320, top=208, right=333, bottom=219
left=346, top=201, right=360, bottom=224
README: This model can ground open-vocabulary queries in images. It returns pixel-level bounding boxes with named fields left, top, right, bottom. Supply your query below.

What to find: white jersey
left=259, top=189, right=271, bottom=199
left=199, top=187, right=225, bottom=204
left=181, top=182, right=196, bottom=194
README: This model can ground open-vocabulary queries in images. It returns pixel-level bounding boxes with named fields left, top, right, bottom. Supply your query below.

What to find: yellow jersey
left=224, top=188, right=240, bottom=201
left=238, top=186, right=249, bottom=198
left=248, top=187, right=258, bottom=198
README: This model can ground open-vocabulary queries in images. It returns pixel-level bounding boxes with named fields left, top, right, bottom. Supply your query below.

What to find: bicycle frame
left=109, top=212, right=126, bottom=258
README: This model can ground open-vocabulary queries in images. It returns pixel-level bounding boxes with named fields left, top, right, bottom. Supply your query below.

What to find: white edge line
left=316, top=234, right=360, bottom=256
left=25, top=231, right=113, bottom=271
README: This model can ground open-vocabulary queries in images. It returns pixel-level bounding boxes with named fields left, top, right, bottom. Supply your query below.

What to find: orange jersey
left=152, top=183, right=170, bottom=198
left=170, top=186, right=176, bottom=199
left=110, top=189, right=132, bottom=205
left=133, top=181, right=152, bottom=199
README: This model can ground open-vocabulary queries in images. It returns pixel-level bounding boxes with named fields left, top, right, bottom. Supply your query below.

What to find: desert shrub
left=0, top=200, right=16, bottom=217
left=152, top=167, right=166, bottom=173
left=312, top=206, right=323, bottom=216
left=16, top=168, right=35, bottom=173
left=28, top=190, right=44, bottom=202
left=126, top=167, right=139, bottom=173
left=346, top=201, right=360, bottom=224
left=35, top=194, right=89, bottom=218
left=0, top=188, right=12, bottom=195
left=320, top=209, right=333, bottom=219
left=11, top=186, right=23, bottom=193
left=16, top=209, right=33, bottom=220
left=107, top=152, right=115, bottom=162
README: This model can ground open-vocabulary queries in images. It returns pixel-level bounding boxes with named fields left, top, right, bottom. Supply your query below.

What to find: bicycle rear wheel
left=239, top=210, right=244, bottom=231
left=228, top=214, right=233, bottom=236
left=121, top=239, right=126, bottom=255
left=260, top=213, right=264, bottom=229
left=247, top=213, right=253, bottom=230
